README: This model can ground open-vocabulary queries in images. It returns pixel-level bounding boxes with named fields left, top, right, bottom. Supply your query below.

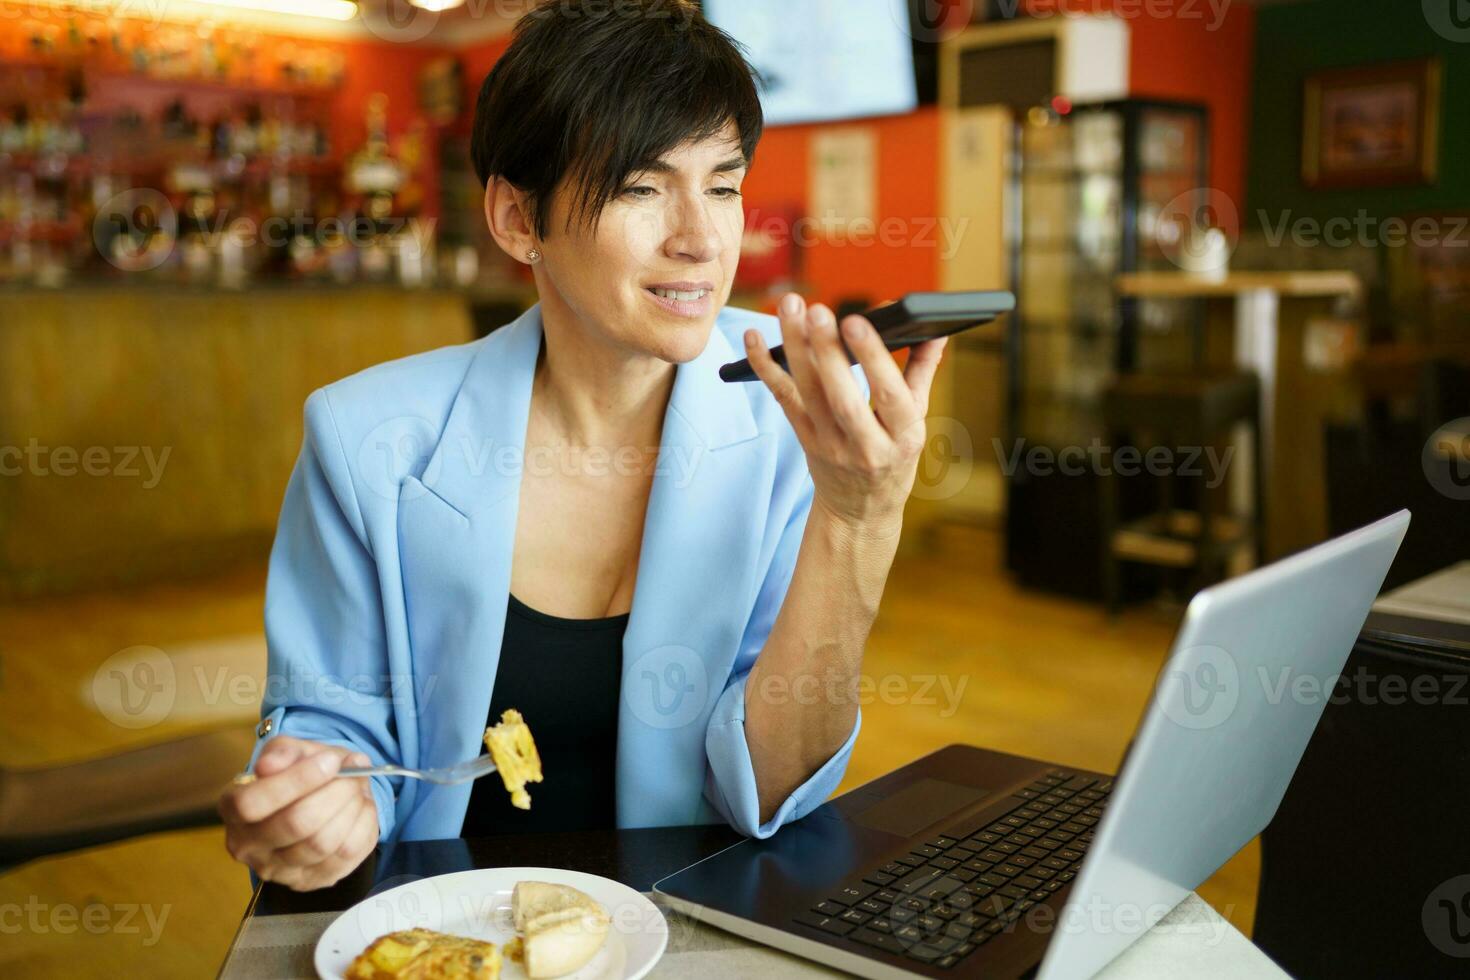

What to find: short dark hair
left=470, top=0, right=764, bottom=238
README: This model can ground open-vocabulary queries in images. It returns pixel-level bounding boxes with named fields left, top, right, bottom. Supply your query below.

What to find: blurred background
left=1, top=0, right=1467, bottom=976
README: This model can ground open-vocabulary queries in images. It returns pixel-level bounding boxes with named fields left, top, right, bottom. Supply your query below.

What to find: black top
left=460, top=593, right=627, bottom=838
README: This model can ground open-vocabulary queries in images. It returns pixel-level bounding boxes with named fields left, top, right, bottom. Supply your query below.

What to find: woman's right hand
left=218, top=735, right=380, bottom=891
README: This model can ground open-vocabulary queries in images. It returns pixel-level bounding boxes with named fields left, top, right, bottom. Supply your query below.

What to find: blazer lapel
left=397, top=306, right=780, bottom=835
left=396, top=307, right=542, bottom=830
left=617, top=322, right=778, bottom=828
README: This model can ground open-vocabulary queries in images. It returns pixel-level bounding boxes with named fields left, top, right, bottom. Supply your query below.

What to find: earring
left=526, top=248, right=541, bottom=263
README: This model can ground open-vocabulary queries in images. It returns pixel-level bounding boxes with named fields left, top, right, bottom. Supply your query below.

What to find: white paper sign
left=810, top=127, right=878, bottom=233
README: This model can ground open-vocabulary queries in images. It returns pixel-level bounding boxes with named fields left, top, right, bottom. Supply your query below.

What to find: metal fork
left=338, top=755, right=500, bottom=786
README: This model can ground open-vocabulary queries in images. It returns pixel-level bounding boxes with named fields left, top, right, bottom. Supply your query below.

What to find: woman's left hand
left=743, top=293, right=947, bottom=536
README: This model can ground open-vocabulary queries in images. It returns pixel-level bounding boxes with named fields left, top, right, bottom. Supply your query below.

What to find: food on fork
left=483, top=708, right=543, bottom=809
left=507, top=881, right=611, bottom=978
left=345, top=928, right=501, bottom=979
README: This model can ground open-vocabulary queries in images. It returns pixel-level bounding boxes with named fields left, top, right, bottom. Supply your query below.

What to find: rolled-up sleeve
left=245, top=388, right=401, bottom=844
left=702, top=476, right=862, bottom=839
left=703, top=362, right=871, bottom=838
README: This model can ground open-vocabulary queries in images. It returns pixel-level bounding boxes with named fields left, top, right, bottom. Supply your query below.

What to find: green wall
left=1247, top=0, right=1470, bottom=226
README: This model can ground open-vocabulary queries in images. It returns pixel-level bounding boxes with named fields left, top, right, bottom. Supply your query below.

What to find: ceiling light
left=410, top=0, right=468, bottom=9
left=204, top=0, right=359, bottom=21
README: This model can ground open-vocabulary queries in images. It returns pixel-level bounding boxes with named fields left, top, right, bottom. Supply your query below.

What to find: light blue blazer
left=246, top=303, right=865, bottom=845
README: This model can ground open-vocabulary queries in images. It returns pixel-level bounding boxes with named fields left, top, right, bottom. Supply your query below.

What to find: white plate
left=314, top=866, right=666, bottom=980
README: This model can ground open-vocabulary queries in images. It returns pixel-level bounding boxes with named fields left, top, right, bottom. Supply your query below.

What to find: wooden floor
left=0, top=525, right=1258, bottom=978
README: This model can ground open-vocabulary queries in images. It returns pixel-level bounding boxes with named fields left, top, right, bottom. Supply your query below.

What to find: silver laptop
left=655, top=511, right=1410, bottom=979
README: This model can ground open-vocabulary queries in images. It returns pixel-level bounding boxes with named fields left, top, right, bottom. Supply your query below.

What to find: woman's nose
left=663, top=199, right=723, bottom=263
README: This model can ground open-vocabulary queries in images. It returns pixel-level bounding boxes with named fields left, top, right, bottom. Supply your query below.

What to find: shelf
left=1021, top=168, right=1125, bottom=180
left=1111, top=510, right=1252, bottom=568
left=0, top=219, right=80, bottom=244
left=91, top=68, right=339, bottom=100
left=0, top=58, right=339, bottom=100
left=1115, top=270, right=1365, bottom=299
left=1021, top=167, right=1199, bottom=179
left=0, top=150, right=341, bottom=179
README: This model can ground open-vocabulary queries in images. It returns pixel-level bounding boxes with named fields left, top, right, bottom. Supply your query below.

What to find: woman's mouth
left=645, top=285, right=714, bottom=318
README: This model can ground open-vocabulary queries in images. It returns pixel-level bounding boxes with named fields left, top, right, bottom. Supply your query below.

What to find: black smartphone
left=718, top=290, right=1015, bottom=383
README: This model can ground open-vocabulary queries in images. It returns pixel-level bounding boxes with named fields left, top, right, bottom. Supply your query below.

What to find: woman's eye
left=623, top=185, right=657, bottom=199
left=709, top=187, right=742, bottom=198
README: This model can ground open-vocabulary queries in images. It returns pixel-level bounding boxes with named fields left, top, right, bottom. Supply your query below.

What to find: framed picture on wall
left=1302, top=58, right=1442, bottom=189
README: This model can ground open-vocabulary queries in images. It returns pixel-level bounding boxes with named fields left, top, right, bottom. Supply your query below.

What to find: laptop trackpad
left=852, top=777, right=988, bottom=837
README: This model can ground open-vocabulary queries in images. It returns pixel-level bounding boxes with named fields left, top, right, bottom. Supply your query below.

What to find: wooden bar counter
left=0, top=283, right=532, bottom=597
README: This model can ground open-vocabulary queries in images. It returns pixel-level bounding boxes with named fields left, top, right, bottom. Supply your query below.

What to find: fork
left=338, top=755, right=500, bottom=786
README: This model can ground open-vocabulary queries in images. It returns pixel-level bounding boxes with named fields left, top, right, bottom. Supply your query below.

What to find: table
left=217, top=826, right=1285, bottom=979
left=1373, top=560, right=1470, bottom=627
left=1115, top=270, right=1363, bottom=560
left=1255, top=600, right=1470, bottom=977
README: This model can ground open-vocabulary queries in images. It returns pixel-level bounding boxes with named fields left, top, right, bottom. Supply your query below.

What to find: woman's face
left=535, top=121, right=748, bottom=364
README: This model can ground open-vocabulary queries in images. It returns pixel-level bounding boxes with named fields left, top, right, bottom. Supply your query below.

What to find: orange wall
left=330, top=39, right=451, bottom=219
left=742, top=108, right=945, bottom=310
left=458, top=35, right=514, bottom=119
left=1124, top=6, right=1255, bottom=207
left=1022, top=0, right=1256, bottom=206
left=330, top=40, right=446, bottom=160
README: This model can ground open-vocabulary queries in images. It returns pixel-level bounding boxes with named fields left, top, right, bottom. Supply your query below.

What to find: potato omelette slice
left=345, top=928, right=501, bottom=979
left=483, top=708, right=543, bottom=810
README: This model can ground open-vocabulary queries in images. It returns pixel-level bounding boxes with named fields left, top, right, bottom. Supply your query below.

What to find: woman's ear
left=483, top=177, right=539, bottom=264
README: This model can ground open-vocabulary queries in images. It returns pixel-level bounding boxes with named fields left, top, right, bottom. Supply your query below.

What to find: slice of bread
left=510, top=881, right=611, bottom=978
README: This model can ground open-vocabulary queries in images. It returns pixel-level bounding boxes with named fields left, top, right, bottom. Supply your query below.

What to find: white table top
left=1115, top=269, right=1363, bottom=299
left=1374, top=560, right=1470, bottom=626
left=219, top=891, right=1284, bottom=979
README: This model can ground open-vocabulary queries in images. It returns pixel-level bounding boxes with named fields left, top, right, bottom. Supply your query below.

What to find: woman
left=219, top=0, right=946, bottom=892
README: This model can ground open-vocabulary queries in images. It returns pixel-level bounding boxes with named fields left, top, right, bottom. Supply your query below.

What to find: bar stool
left=1099, top=370, right=1264, bottom=614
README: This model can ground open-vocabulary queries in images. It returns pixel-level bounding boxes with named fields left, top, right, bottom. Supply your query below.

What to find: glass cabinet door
left=1133, top=106, right=1209, bottom=371
left=1005, top=99, right=1210, bottom=599
left=1015, top=106, right=1124, bottom=447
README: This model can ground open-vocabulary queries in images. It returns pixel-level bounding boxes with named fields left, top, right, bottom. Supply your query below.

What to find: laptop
left=654, top=511, right=1410, bottom=979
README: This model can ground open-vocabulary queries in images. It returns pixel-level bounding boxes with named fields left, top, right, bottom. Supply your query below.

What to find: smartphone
left=718, top=290, right=1016, bottom=383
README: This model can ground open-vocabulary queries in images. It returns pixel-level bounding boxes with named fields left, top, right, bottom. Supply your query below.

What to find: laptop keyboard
left=792, top=769, right=1112, bottom=970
